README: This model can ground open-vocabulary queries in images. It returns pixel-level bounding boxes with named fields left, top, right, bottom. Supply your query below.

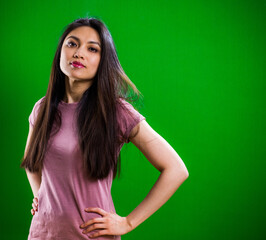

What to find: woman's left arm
left=81, top=120, right=189, bottom=237
left=125, top=119, right=189, bottom=230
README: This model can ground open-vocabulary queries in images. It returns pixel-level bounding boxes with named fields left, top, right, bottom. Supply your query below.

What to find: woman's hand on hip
left=80, top=207, right=132, bottom=238
left=31, top=197, right=38, bottom=215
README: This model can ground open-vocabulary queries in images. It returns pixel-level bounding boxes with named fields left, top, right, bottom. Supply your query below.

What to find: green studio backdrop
left=0, top=0, right=265, bottom=239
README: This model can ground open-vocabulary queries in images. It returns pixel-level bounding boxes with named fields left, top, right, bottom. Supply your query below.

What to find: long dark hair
left=20, top=17, right=142, bottom=180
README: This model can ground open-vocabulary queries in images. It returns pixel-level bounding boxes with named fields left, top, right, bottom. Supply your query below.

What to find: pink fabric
left=27, top=96, right=145, bottom=240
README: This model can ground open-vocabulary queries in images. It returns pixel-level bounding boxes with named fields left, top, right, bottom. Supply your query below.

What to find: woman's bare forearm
left=126, top=121, right=189, bottom=231
left=25, top=168, right=42, bottom=197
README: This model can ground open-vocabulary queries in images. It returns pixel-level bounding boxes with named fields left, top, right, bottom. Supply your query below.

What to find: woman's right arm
left=24, top=124, right=42, bottom=198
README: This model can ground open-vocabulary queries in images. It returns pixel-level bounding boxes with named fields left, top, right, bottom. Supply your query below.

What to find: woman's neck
left=64, top=77, right=94, bottom=103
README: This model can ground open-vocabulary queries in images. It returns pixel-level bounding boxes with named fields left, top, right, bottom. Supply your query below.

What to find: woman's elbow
left=171, top=159, right=189, bottom=181
left=176, top=167, right=189, bottom=181
left=183, top=168, right=189, bottom=179
left=182, top=160, right=189, bottom=178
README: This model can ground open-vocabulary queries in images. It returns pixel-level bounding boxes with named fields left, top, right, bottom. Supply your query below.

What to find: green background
left=1, top=0, right=265, bottom=239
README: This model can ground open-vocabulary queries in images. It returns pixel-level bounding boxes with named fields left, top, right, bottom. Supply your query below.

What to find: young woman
left=20, top=17, right=189, bottom=240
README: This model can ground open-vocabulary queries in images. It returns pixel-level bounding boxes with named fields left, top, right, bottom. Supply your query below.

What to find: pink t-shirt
left=27, top=96, right=146, bottom=240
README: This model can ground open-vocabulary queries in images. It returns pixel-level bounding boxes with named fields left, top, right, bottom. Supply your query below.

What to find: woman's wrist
left=125, top=215, right=135, bottom=233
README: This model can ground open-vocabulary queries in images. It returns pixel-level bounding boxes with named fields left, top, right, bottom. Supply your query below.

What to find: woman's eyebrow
left=66, top=35, right=101, bottom=48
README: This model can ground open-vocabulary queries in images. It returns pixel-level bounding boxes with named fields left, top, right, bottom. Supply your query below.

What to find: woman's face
left=60, top=26, right=101, bottom=82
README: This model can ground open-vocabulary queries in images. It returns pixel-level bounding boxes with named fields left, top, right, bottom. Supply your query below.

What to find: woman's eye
left=88, top=47, right=98, bottom=52
left=67, top=41, right=76, bottom=47
left=66, top=42, right=98, bottom=52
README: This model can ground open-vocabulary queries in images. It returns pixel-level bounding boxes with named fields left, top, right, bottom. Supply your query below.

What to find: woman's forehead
left=66, top=26, right=101, bottom=43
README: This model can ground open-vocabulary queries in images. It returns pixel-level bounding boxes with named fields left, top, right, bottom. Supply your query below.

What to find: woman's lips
left=71, top=61, right=85, bottom=68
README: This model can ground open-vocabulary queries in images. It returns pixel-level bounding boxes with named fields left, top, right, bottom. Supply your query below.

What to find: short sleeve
left=117, top=98, right=146, bottom=143
left=28, top=96, right=45, bottom=127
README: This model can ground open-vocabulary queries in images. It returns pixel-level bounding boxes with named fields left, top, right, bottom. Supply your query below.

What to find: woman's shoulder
left=116, top=97, right=145, bottom=120
left=116, top=97, right=146, bottom=143
left=116, top=97, right=136, bottom=109
left=117, top=97, right=127, bottom=104
left=28, top=96, right=46, bottom=127
left=30, top=95, right=46, bottom=109
left=35, top=96, right=46, bottom=105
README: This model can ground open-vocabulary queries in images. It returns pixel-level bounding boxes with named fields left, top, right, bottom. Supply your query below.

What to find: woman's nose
left=74, top=48, right=85, bottom=59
